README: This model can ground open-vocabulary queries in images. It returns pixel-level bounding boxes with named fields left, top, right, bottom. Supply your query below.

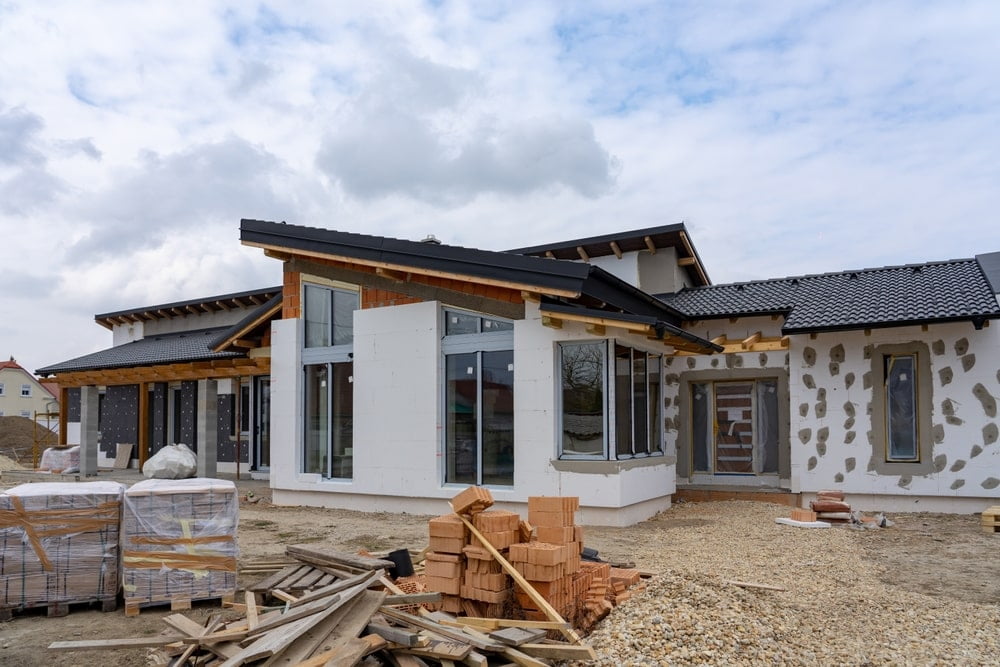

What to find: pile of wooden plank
left=122, top=478, right=239, bottom=615
left=50, top=543, right=596, bottom=665
left=0, top=481, right=124, bottom=620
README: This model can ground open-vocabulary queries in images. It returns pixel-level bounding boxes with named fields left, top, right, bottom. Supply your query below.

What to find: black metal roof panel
left=658, top=258, right=1000, bottom=333
left=37, top=328, right=244, bottom=375
left=241, top=219, right=591, bottom=295
left=976, top=252, right=1000, bottom=294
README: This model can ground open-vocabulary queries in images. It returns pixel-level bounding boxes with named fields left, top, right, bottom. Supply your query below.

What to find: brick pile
left=419, top=486, right=645, bottom=631
left=809, top=489, right=852, bottom=522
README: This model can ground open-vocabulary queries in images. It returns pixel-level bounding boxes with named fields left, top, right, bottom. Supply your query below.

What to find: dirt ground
left=1, top=489, right=998, bottom=666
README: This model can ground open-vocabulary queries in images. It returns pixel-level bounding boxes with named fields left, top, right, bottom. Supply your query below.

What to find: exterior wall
left=270, top=299, right=677, bottom=526
left=788, top=322, right=1000, bottom=510
left=0, top=367, right=59, bottom=418
left=116, top=308, right=253, bottom=341
left=101, top=384, right=138, bottom=457
left=589, top=253, right=639, bottom=286
left=637, top=247, right=689, bottom=293
left=667, top=316, right=791, bottom=487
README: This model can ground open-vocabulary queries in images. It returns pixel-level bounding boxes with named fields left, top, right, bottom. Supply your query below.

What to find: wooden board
left=113, top=443, right=133, bottom=469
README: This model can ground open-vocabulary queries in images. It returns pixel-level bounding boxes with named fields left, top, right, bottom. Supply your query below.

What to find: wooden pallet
left=982, top=506, right=1000, bottom=534
left=0, top=596, right=117, bottom=621
left=124, top=593, right=235, bottom=617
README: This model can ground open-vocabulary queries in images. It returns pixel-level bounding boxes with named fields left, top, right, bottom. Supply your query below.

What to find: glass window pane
left=446, top=353, right=478, bottom=483
left=304, top=364, right=328, bottom=475
left=304, top=285, right=331, bottom=348
left=757, top=380, right=779, bottom=473
left=482, top=350, right=514, bottom=486
left=561, top=343, right=605, bottom=457
left=482, top=318, right=513, bottom=332
left=691, top=383, right=710, bottom=472
left=446, top=311, right=479, bottom=335
left=632, top=353, right=648, bottom=455
left=615, top=345, right=633, bottom=457
left=887, top=355, right=917, bottom=460
left=331, top=362, right=353, bottom=478
left=332, top=290, right=358, bottom=346
left=647, top=355, right=662, bottom=454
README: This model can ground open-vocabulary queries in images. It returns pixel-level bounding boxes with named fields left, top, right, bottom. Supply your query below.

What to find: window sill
left=551, top=455, right=676, bottom=474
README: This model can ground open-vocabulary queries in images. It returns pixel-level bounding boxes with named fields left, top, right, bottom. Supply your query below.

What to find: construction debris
left=39, top=485, right=655, bottom=664
left=982, top=506, right=1000, bottom=534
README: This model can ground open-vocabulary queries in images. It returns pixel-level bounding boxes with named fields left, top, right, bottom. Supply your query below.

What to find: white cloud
left=0, top=0, right=999, bottom=374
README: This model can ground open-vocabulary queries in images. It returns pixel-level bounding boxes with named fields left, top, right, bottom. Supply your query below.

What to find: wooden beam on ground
left=286, top=545, right=394, bottom=572
left=49, top=637, right=186, bottom=651
left=517, top=643, right=600, bottom=660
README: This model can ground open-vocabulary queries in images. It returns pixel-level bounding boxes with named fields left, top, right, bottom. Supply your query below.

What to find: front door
left=691, top=378, right=779, bottom=476
left=255, top=376, right=271, bottom=470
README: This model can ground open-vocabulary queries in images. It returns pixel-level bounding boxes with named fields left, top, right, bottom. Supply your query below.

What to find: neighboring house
left=36, top=287, right=281, bottom=474
left=36, top=219, right=1000, bottom=523
left=0, top=357, right=59, bottom=419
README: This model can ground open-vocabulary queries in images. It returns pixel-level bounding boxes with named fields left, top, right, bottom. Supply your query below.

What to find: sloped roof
left=658, top=258, right=1000, bottom=333
left=37, top=328, right=244, bottom=375
left=95, top=286, right=281, bottom=330
left=210, top=293, right=282, bottom=352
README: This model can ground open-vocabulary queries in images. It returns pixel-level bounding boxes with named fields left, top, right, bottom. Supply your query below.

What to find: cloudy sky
left=2, top=1, right=1000, bottom=375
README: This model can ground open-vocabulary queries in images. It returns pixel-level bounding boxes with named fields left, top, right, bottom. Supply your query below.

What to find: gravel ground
left=1, top=489, right=998, bottom=666
left=574, top=500, right=1000, bottom=666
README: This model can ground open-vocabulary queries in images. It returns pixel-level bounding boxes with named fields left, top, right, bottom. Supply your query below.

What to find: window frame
left=441, top=308, right=515, bottom=487
left=20, top=384, right=31, bottom=398
left=869, top=342, right=933, bottom=474
left=301, top=281, right=359, bottom=479
left=557, top=339, right=665, bottom=461
left=0, top=382, right=5, bottom=396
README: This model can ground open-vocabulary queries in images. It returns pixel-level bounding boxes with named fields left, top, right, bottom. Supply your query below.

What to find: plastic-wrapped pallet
left=0, top=481, right=124, bottom=618
left=122, top=478, right=238, bottom=615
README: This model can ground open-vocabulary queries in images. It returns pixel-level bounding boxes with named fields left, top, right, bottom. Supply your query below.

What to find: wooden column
left=138, top=381, right=149, bottom=467
left=59, top=386, right=69, bottom=446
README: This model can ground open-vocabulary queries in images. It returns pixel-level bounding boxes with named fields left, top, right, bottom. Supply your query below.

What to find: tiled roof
left=36, top=328, right=244, bottom=375
left=658, top=258, right=1000, bottom=333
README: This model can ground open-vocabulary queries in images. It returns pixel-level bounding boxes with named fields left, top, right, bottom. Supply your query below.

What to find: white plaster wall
left=638, top=247, right=687, bottom=294
left=268, top=317, right=301, bottom=494
left=139, top=308, right=253, bottom=338
left=111, top=321, right=144, bottom=346
left=788, top=323, right=1000, bottom=502
left=589, top=253, right=639, bottom=286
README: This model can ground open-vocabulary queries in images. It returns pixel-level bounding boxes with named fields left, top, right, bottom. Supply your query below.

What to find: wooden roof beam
left=576, top=246, right=590, bottom=262
left=609, top=241, right=623, bottom=259
left=186, top=305, right=201, bottom=315
left=643, top=236, right=656, bottom=254
left=742, top=331, right=762, bottom=350
left=376, top=267, right=409, bottom=282
left=678, top=257, right=697, bottom=267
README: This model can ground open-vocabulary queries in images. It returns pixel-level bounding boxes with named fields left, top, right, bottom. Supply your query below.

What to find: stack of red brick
left=809, top=489, right=851, bottom=522
left=422, top=486, right=643, bottom=628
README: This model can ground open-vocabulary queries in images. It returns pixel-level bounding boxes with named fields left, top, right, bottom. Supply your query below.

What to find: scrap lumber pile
left=51, top=542, right=595, bottom=665
left=982, top=506, right=1000, bottom=534
left=122, top=478, right=239, bottom=615
left=0, top=481, right=124, bottom=620
left=808, top=489, right=852, bottom=523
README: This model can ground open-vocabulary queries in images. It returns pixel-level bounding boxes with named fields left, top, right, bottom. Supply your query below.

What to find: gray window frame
left=868, top=342, right=933, bottom=475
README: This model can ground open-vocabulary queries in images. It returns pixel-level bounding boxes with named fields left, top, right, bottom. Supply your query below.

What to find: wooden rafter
left=541, top=315, right=563, bottom=329
left=677, top=257, right=697, bottom=266
left=609, top=241, right=623, bottom=259
left=575, top=246, right=589, bottom=262
left=678, top=230, right=709, bottom=284
left=544, top=250, right=556, bottom=259
left=44, top=357, right=270, bottom=388
left=643, top=235, right=656, bottom=254
left=375, top=267, right=409, bottom=282
left=673, top=334, right=789, bottom=356
left=741, top=331, right=762, bottom=349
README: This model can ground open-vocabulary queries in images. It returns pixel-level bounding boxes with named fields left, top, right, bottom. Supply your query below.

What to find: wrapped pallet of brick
left=0, top=481, right=124, bottom=618
left=122, top=478, right=238, bottom=615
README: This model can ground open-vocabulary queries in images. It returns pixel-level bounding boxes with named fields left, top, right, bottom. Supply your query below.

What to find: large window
left=559, top=341, right=663, bottom=460
left=443, top=310, right=514, bottom=486
left=302, top=282, right=358, bottom=478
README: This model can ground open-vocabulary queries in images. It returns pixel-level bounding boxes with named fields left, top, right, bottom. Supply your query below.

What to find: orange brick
left=473, top=510, right=520, bottom=533
left=429, top=514, right=465, bottom=539
left=452, top=486, right=494, bottom=515
left=425, top=575, right=461, bottom=595
left=791, top=507, right=818, bottom=522
left=535, top=525, right=575, bottom=543
left=508, top=543, right=530, bottom=563
left=528, top=510, right=574, bottom=527
left=425, top=552, right=464, bottom=579
left=574, top=525, right=584, bottom=543
left=428, top=535, right=465, bottom=554
left=525, top=542, right=567, bottom=566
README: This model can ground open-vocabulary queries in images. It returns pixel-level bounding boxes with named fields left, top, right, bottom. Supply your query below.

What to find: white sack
left=141, top=443, right=197, bottom=479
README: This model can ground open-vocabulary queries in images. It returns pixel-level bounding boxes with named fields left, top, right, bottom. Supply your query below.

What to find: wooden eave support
left=231, top=338, right=258, bottom=349
left=541, top=315, right=563, bottom=329
left=609, top=241, right=623, bottom=259
left=575, top=246, right=590, bottom=262
left=544, top=250, right=555, bottom=259
left=673, top=334, right=790, bottom=356
left=678, top=256, right=697, bottom=267
left=742, top=331, right=762, bottom=349
left=248, top=295, right=263, bottom=305
left=585, top=323, right=606, bottom=336
left=540, top=309, right=654, bottom=335
left=243, top=240, right=582, bottom=299
left=643, top=235, right=656, bottom=254
left=48, top=357, right=271, bottom=387
left=375, top=267, right=410, bottom=282
left=678, top=230, right=709, bottom=285
left=215, top=300, right=231, bottom=311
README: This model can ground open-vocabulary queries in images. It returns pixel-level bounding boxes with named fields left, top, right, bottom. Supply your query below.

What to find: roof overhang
left=211, top=294, right=282, bottom=352
left=95, top=287, right=281, bottom=330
